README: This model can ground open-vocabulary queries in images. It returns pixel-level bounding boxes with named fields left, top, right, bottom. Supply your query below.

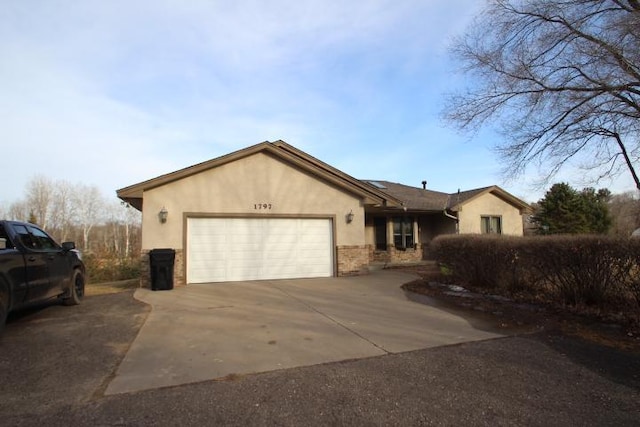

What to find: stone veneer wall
left=139, top=248, right=185, bottom=289
left=369, top=246, right=391, bottom=263
left=336, top=245, right=369, bottom=276
left=388, top=245, right=423, bottom=262
left=367, top=244, right=424, bottom=264
left=172, top=249, right=185, bottom=287
left=140, top=250, right=151, bottom=288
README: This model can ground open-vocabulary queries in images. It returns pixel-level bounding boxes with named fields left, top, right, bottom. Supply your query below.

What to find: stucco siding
left=457, top=193, right=524, bottom=235
left=419, top=215, right=457, bottom=242
left=141, top=152, right=364, bottom=250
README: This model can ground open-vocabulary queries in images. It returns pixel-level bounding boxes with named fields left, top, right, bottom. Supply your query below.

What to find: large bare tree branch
left=444, top=0, right=640, bottom=190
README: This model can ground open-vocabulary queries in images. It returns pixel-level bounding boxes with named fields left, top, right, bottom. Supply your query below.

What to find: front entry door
left=374, top=217, right=387, bottom=250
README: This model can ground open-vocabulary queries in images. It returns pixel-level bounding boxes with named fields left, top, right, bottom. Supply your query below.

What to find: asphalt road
left=1, top=291, right=638, bottom=426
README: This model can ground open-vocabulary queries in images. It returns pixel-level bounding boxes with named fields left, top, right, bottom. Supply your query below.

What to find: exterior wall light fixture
left=346, top=210, right=354, bottom=223
left=158, top=207, right=168, bottom=224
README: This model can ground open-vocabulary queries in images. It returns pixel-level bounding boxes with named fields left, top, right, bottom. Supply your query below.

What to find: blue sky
left=1, top=0, right=636, bottom=206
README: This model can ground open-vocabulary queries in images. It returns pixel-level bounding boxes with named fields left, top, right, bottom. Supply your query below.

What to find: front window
left=393, top=216, right=414, bottom=249
left=481, top=216, right=502, bottom=234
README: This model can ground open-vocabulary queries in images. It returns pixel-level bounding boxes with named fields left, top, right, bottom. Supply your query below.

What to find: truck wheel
left=63, top=270, right=85, bottom=306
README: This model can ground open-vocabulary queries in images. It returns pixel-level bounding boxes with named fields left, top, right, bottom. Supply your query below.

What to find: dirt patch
left=396, top=266, right=640, bottom=354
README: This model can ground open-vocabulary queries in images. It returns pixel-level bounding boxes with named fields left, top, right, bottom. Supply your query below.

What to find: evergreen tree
left=580, top=188, right=613, bottom=234
left=533, top=183, right=612, bottom=234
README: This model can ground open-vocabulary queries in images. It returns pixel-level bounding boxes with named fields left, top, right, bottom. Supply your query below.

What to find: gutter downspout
left=442, top=193, right=460, bottom=234
left=443, top=209, right=459, bottom=234
left=443, top=193, right=459, bottom=234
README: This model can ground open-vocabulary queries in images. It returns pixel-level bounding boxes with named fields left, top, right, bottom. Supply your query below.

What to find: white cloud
left=5, top=0, right=633, bottom=209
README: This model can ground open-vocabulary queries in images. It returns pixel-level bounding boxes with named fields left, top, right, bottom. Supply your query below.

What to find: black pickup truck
left=0, top=220, right=85, bottom=332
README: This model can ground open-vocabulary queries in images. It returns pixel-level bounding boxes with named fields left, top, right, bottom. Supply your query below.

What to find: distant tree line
left=1, top=175, right=141, bottom=259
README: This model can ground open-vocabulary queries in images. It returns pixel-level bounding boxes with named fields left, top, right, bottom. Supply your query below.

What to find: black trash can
left=149, top=248, right=175, bottom=291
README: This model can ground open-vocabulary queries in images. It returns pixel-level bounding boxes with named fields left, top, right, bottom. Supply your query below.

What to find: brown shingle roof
left=448, top=186, right=492, bottom=208
left=361, top=181, right=450, bottom=211
left=362, top=181, right=531, bottom=213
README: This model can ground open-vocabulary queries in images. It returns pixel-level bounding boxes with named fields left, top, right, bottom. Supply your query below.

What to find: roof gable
left=448, top=186, right=531, bottom=213
left=117, top=141, right=401, bottom=210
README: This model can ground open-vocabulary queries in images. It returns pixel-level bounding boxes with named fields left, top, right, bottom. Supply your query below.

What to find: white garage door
left=187, top=217, right=333, bottom=283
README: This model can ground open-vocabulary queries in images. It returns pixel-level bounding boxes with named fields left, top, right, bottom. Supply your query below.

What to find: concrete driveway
left=106, top=270, right=503, bottom=394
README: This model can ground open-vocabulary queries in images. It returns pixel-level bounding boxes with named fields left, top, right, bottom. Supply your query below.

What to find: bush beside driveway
left=430, top=235, right=640, bottom=328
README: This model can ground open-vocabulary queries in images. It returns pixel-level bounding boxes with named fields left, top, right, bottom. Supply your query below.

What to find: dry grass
left=85, top=279, right=140, bottom=296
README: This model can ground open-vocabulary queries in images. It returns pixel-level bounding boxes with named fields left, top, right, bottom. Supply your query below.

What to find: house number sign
left=254, top=203, right=273, bottom=210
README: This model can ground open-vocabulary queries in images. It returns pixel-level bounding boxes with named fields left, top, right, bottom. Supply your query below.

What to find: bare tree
left=96, top=201, right=142, bottom=259
left=25, top=175, right=55, bottom=228
left=608, top=191, right=640, bottom=235
left=49, top=180, right=76, bottom=242
left=103, top=204, right=122, bottom=256
left=73, top=184, right=105, bottom=252
left=444, top=0, right=640, bottom=190
left=6, top=201, right=29, bottom=221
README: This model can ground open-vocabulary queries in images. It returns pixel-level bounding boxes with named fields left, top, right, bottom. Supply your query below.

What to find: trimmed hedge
left=430, top=235, right=640, bottom=309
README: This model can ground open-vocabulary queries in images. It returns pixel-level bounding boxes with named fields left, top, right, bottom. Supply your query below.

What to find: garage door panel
left=263, top=251, right=296, bottom=261
left=189, top=248, right=222, bottom=258
left=227, top=243, right=263, bottom=253
left=300, top=234, right=328, bottom=243
left=265, top=225, right=296, bottom=233
left=299, top=248, right=329, bottom=257
left=190, top=225, right=225, bottom=235
left=187, top=218, right=333, bottom=283
left=266, top=235, right=298, bottom=245
left=189, top=268, right=226, bottom=283
left=263, top=264, right=298, bottom=275
left=233, top=234, right=260, bottom=244
left=300, top=239, right=329, bottom=248
left=190, top=243, right=227, bottom=253
left=298, top=252, right=327, bottom=262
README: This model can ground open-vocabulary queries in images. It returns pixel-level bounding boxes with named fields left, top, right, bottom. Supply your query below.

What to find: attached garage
left=117, top=140, right=400, bottom=288
left=187, top=217, right=334, bottom=283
